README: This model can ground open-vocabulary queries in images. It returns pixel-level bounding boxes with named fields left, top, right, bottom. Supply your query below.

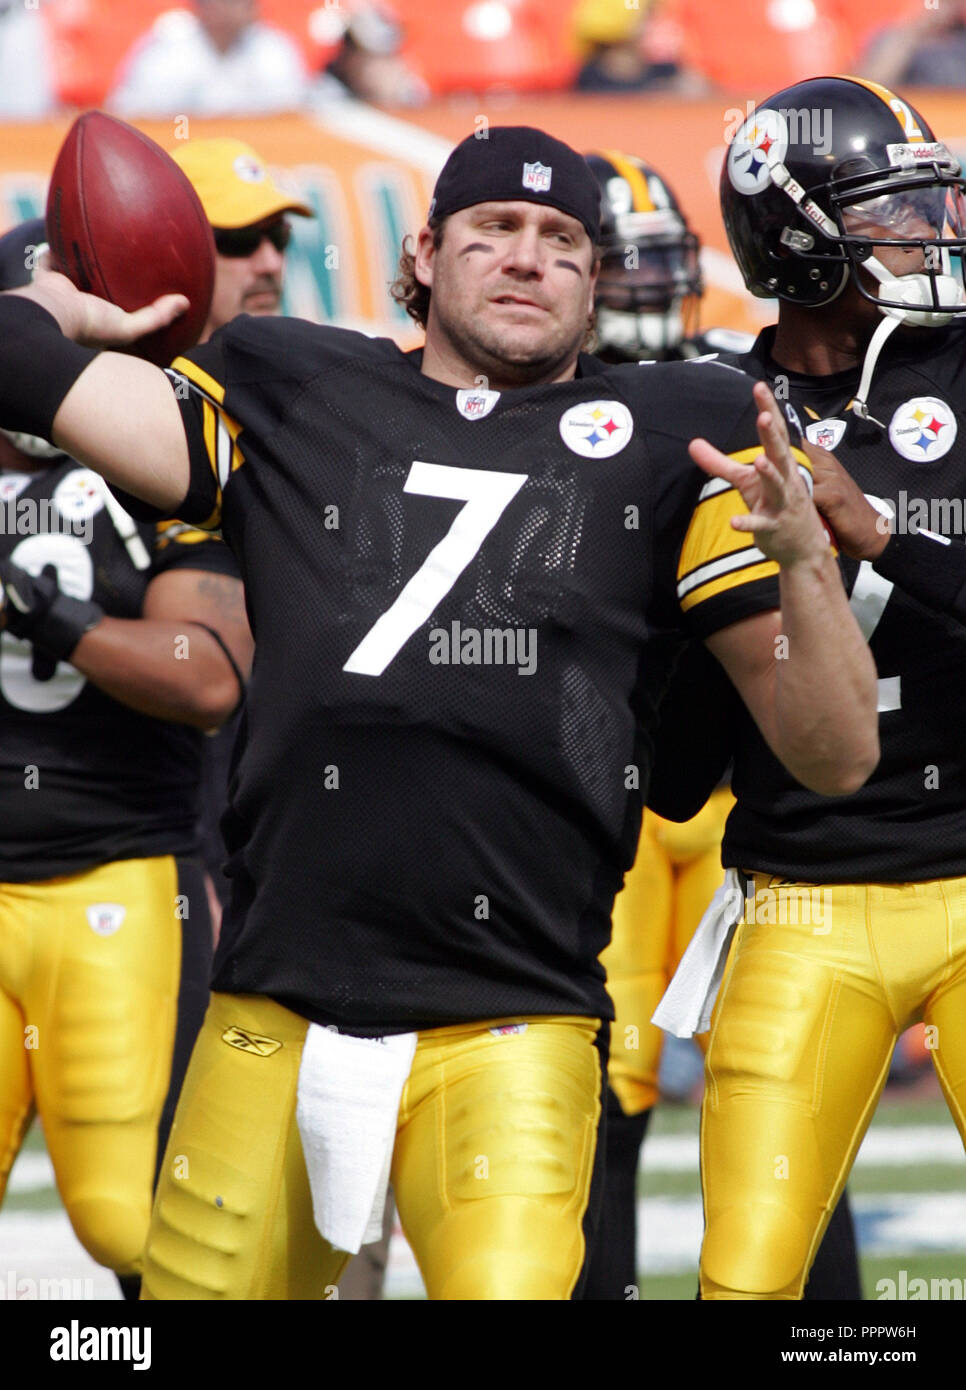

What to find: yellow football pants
left=701, top=874, right=966, bottom=1299
left=0, top=857, right=185, bottom=1275
left=604, top=789, right=733, bottom=1114
left=142, top=992, right=603, bottom=1300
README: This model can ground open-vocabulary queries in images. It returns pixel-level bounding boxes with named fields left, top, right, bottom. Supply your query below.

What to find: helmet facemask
left=831, top=166, right=966, bottom=325
left=595, top=209, right=702, bottom=358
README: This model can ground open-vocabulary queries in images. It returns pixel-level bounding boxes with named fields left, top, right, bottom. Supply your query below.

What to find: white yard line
left=3, top=1125, right=962, bottom=1296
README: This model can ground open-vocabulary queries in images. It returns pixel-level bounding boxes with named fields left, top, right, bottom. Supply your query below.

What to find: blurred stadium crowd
left=3, top=0, right=966, bottom=122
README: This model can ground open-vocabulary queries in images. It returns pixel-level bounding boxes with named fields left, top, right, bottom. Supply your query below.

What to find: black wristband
left=872, top=528, right=966, bottom=622
left=36, top=589, right=105, bottom=659
left=0, top=295, right=99, bottom=441
left=1, top=563, right=104, bottom=659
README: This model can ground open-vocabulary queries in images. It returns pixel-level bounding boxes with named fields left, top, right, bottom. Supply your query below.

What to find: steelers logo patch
left=887, top=397, right=957, bottom=462
left=559, top=400, right=633, bottom=459
left=727, top=109, right=789, bottom=195
left=233, top=154, right=266, bottom=183
left=53, top=468, right=105, bottom=522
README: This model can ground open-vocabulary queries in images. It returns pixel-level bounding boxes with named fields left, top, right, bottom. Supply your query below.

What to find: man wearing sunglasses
left=172, top=137, right=312, bottom=342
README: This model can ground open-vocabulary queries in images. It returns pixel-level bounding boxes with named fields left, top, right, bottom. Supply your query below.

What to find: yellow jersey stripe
left=154, top=519, right=214, bottom=549
left=678, top=487, right=766, bottom=590
left=679, top=556, right=778, bottom=612
left=202, top=399, right=218, bottom=485
left=170, top=357, right=227, bottom=404
left=167, top=529, right=211, bottom=546
left=676, top=443, right=812, bottom=609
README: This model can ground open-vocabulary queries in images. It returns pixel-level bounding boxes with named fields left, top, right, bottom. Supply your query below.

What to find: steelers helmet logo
left=727, top=109, right=789, bottom=195
left=888, top=397, right=957, bottom=462
left=559, top=400, right=633, bottom=458
left=233, top=154, right=266, bottom=183
left=52, top=468, right=105, bottom=521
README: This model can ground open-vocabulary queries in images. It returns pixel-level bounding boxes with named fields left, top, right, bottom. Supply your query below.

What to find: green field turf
left=636, top=1079, right=964, bottom=1299
left=4, top=1073, right=962, bottom=1302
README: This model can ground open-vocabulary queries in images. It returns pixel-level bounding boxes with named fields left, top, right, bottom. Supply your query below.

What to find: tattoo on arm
left=197, top=572, right=245, bottom=618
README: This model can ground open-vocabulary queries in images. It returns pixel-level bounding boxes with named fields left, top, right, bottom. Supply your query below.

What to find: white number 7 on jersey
left=342, top=461, right=528, bottom=677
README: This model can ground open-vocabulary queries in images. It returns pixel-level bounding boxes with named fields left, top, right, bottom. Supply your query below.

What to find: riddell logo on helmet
left=724, top=102, right=831, bottom=159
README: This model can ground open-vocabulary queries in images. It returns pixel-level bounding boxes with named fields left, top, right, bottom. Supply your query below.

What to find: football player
left=0, top=223, right=253, bottom=1298
left=168, top=137, right=313, bottom=922
left=0, top=126, right=878, bottom=1299
left=580, top=150, right=861, bottom=1301
left=673, top=74, right=966, bottom=1300
left=585, top=149, right=751, bottom=365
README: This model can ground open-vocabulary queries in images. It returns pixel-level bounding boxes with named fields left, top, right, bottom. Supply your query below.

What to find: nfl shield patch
left=805, top=417, right=848, bottom=452
left=456, top=388, right=501, bottom=420
left=522, top=161, right=552, bottom=193
left=86, top=902, right=126, bottom=936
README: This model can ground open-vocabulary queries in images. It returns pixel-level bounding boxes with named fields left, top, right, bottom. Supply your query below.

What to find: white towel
left=651, top=868, right=746, bottom=1038
left=296, top=1024, right=416, bottom=1254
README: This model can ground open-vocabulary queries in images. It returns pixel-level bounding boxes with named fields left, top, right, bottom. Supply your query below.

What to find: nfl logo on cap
left=522, top=161, right=552, bottom=193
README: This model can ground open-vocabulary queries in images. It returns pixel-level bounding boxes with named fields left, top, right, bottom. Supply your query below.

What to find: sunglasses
left=213, top=221, right=292, bottom=258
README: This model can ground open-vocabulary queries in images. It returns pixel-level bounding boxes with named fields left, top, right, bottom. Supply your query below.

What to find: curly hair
left=390, top=219, right=445, bottom=329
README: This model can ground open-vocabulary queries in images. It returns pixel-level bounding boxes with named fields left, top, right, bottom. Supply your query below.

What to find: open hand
left=689, top=381, right=828, bottom=567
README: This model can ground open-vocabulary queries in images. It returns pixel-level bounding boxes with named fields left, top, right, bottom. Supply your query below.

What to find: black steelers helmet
left=585, top=150, right=702, bottom=358
left=721, top=75, right=966, bottom=323
left=0, top=217, right=64, bottom=460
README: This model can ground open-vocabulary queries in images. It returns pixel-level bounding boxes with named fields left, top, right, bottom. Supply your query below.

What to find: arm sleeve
left=872, top=527, right=966, bottom=622
left=109, top=332, right=238, bottom=528
left=150, top=519, right=241, bottom=581
left=673, top=400, right=814, bottom=638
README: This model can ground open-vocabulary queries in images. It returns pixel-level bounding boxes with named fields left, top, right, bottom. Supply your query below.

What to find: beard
left=431, top=293, right=589, bottom=386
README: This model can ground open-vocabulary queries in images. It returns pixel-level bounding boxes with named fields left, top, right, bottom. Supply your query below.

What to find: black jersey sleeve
left=646, top=641, right=738, bottom=820
left=126, top=317, right=408, bottom=529
left=872, top=527, right=966, bottom=624
left=164, top=331, right=237, bottom=529
left=150, top=518, right=241, bottom=580
left=106, top=333, right=231, bottom=527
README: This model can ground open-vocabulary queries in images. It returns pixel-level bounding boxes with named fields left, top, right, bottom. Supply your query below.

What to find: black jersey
left=718, top=323, right=966, bottom=881
left=0, top=458, right=239, bottom=881
left=146, top=317, right=797, bottom=1034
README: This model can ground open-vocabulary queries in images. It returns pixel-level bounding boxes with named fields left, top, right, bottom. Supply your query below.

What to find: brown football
left=45, top=111, right=214, bottom=366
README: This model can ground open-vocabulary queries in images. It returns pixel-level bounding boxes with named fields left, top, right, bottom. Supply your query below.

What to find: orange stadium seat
left=45, top=0, right=171, bottom=109
left=391, top=0, right=577, bottom=94
left=45, top=0, right=580, bottom=107
left=838, top=0, right=925, bottom=60
left=670, top=0, right=855, bottom=94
